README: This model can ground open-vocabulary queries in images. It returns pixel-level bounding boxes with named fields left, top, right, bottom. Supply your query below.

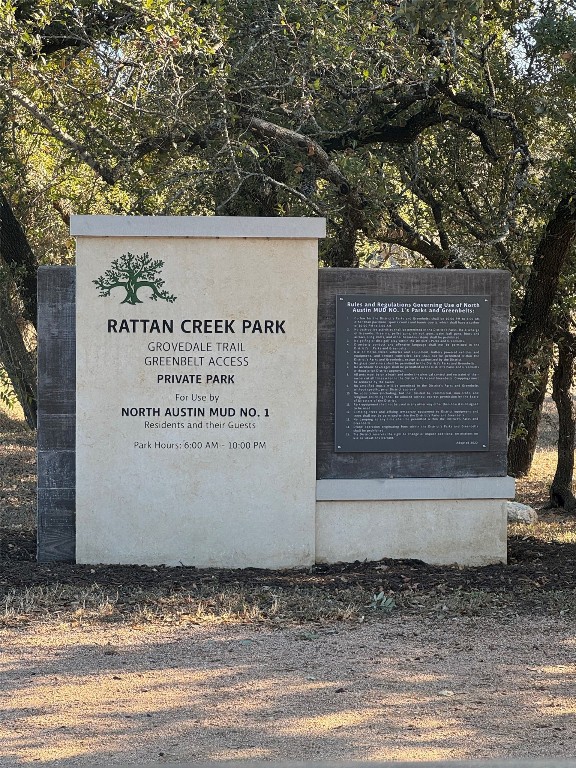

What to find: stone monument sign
left=37, top=225, right=515, bottom=567
left=73, top=216, right=325, bottom=567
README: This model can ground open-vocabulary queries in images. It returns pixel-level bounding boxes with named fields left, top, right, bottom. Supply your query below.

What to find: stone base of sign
left=315, top=477, right=511, bottom=565
left=316, top=501, right=507, bottom=566
left=77, top=520, right=316, bottom=570
left=316, top=477, right=515, bottom=500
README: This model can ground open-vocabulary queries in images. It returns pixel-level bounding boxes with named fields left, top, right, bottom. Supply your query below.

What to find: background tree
left=0, top=189, right=37, bottom=427
left=1, top=0, right=576, bottom=505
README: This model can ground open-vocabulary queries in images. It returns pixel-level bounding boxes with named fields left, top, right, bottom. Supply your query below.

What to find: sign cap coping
left=70, top=215, right=326, bottom=239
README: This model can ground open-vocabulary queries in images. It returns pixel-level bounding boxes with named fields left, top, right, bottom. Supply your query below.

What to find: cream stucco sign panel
left=74, top=216, right=323, bottom=567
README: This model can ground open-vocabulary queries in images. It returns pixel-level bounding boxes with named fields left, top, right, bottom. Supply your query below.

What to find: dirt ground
left=2, top=617, right=576, bottom=766
left=2, top=405, right=576, bottom=765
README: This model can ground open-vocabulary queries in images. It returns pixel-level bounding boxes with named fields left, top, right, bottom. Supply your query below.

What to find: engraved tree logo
left=93, top=252, right=177, bottom=304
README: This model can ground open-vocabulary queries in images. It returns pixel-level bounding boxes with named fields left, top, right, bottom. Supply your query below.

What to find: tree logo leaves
left=92, top=252, right=177, bottom=305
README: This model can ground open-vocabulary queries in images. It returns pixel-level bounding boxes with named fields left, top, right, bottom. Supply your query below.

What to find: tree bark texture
left=550, top=333, right=576, bottom=511
left=0, top=275, right=37, bottom=428
left=0, top=188, right=38, bottom=328
left=507, top=343, right=552, bottom=477
left=509, top=195, right=576, bottom=435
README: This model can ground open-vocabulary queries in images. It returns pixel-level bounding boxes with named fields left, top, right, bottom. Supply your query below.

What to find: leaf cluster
left=0, top=0, right=575, bottom=277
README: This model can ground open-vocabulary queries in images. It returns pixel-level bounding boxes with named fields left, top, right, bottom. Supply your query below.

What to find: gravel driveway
left=2, top=615, right=575, bottom=766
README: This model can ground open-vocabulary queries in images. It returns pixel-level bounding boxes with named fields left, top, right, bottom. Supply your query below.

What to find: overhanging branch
left=0, top=79, right=118, bottom=183
left=245, top=116, right=351, bottom=191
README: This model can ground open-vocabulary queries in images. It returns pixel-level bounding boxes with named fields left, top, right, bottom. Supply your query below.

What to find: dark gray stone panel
left=36, top=413, right=76, bottom=451
left=317, top=269, right=510, bottom=479
left=37, top=451, right=75, bottom=489
left=37, top=266, right=76, bottom=562
left=36, top=488, right=75, bottom=562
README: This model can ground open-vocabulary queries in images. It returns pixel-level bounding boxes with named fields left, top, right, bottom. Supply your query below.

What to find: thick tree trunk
left=0, top=274, right=37, bottom=428
left=507, top=343, right=551, bottom=477
left=509, top=196, right=576, bottom=436
left=0, top=191, right=38, bottom=427
left=0, top=189, right=37, bottom=328
left=550, top=333, right=576, bottom=511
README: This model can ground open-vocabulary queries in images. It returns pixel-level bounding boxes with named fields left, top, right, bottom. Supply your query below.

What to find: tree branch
left=321, top=101, right=446, bottom=152
left=15, top=1, right=142, bottom=55
left=0, top=78, right=118, bottom=183
left=397, top=160, right=451, bottom=252
left=382, top=208, right=465, bottom=269
left=0, top=78, right=207, bottom=186
left=509, top=195, right=576, bottom=427
left=245, top=116, right=351, bottom=191
left=245, top=115, right=366, bottom=266
left=438, top=83, right=532, bottom=166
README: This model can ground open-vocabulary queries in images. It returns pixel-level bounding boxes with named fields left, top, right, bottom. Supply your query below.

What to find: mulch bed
left=1, top=520, right=574, bottom=600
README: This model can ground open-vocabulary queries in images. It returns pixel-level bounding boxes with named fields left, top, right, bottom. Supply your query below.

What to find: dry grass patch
left=515, top=449, right=558, bottom=510
left=0, top=581, right=369, bottom=629
left=3, top=568, right=576, bottom=629
left=0, top=400, right=35, bottom=531
left=510, top=515, right=576, bottom=544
